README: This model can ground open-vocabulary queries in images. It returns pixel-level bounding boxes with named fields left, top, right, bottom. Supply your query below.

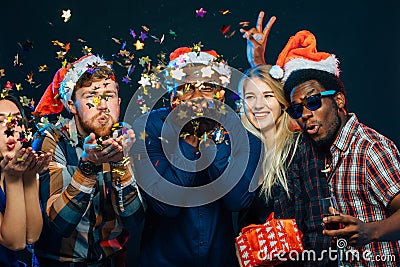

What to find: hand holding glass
left=321, top=196, right=341, bottom=230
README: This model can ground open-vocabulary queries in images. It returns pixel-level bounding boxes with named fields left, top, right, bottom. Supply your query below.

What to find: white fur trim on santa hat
left=168, top=51, right=231, bottom=78
left=58, top=55, right=111, bottom=112
left=282, top=55, right=340, bottom=82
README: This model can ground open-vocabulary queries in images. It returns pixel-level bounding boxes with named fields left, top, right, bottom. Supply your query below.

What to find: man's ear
left=67, top=99, right=77, bottom=114
left=335, top=92, right=346, bottom=109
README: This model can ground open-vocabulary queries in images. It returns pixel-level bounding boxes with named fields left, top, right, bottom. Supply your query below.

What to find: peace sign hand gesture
left=240, top=11, right=276, bottom=67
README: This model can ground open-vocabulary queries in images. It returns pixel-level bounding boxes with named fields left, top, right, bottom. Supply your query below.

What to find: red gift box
left=235, top=212, right=304, bottom=267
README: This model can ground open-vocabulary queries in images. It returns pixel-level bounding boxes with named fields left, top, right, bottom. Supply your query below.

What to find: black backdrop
left=1, top=0, right=399, bottom=145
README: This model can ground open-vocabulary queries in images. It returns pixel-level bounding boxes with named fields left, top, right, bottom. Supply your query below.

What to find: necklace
left=321, top=155, right=332, bottom=177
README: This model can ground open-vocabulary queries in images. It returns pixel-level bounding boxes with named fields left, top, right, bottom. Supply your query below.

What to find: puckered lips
left=306, top=123, right=320, bottom=135
left=6, top=139, right=16, bottom=151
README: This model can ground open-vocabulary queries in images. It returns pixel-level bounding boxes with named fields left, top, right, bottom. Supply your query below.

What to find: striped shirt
left=31, top=119, right=144, bottom=263
left=330, top=114, right=400, bottom=266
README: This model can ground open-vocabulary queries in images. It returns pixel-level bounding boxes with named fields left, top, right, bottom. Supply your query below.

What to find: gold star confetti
left=93, top=96, right=101, bottom=106
left=82, top=46, right=92, bottom=55
left=15, top=83, right=23, bottom=91
left=38, top=65, right=49, bottom=72
left=177, top=109, right=188, bottom=120
left=140, top=104, right=150, bottom=114
left=133, top=40, right=144, bottom=50
left=61, top=9, right=71, bottom=22
left=219, top=105, right=227, bottom=115
left=0, top=69, right=5, bottom=78
left=192, top=43, right=203, bottom=54
left=25, top=72, right=35, bottom=84
left=19, top=96, right=31, bottom=107
left=56, top=51, right=66, bottom=59
left=139, top=56, right=151, bottom=67
left=139, top=131, right=148, bottom=140
left=61, top=59, right=68, bottom=68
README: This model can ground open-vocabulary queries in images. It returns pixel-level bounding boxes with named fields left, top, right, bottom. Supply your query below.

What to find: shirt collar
left=331, top=113, right=358, bottom=153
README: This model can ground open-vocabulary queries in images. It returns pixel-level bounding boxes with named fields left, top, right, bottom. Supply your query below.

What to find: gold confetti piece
left=133, top=40, right=144, bottom=50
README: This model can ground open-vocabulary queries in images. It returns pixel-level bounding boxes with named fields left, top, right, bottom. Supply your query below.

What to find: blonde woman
left=238, top=64, right=299, bottom=227
left=237, top=11, right=338, bottom=267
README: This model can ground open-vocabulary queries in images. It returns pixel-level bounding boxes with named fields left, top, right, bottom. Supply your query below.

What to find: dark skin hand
left=323, top=195, right=400, bottom=246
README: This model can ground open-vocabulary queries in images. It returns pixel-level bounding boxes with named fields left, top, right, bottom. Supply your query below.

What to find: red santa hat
left=269, top=30, right=340, bottom=82
left=35, top=54, right=111, bottom=115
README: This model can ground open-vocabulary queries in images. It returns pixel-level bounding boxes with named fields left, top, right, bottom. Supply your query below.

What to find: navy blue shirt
left=0, top=186, right=23, bottom=267
left=133, top=108, right=262, bottom=267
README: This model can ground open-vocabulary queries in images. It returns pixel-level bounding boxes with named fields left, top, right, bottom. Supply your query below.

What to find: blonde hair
left=239, top=65, right=299, bottom=200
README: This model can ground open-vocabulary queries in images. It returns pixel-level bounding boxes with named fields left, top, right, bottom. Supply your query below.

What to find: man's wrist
left=78, top=158, right=102, bottom=176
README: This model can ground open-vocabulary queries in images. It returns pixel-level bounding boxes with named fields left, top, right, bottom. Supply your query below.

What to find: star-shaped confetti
left=139, top=56, right=151, bottom=67
left=170, top=68, right=186, bottom=81
left=25, top=72, right=35, bottom=84
left=82, top=46, right=92, bottom=55
left=61, top=9, right=71, bottom=22
left=56, top=51, right=66, bottom=59
left=196, top=7, right=207, bottom=18
left=169, top=29, right=177, bottom=37
left=192, top=42, right=203, bottom=54
left=133, top=40, right=144, bottom=50
left=177, top=109, right=188, bottom=120
left=139, top=32, right=148, bottom=41
left=15, top=83, right=23, bottom=91
left=0, top=69, right=5, bottom=78
left=201, top=66, right=215, bottom=78
left=38, top=65, right=49, bottom=72
left=121, top=76, right=131, bottom=84
left=139, top=131, right=148, bottom=140
left=138, top=76, right=151, bottom=87
left=140, top=104, right=150, bottom=114
left=20, top=96, right=31, bottom=107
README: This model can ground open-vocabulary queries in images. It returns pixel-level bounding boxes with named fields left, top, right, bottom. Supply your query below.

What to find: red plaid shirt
left=330, top=114, right=400, bottom=266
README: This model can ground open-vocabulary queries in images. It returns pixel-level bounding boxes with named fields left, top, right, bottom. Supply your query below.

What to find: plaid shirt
left=329, top=114, right=400, bottom=266
left=239, top=134, right=335, bottom=267
left=31, top=119, right=144, bottom=263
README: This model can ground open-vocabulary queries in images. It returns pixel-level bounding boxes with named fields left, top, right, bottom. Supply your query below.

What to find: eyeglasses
left=286, top=90, right=337, bottom=119
left=176, top=82, right=220, bottom=98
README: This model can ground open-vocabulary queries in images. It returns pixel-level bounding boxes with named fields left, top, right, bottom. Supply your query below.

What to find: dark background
left=1, top=0, right=399, bottom=145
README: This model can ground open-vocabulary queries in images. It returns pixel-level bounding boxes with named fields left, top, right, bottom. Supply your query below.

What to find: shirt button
left=200, top=241, right=205, bottom=246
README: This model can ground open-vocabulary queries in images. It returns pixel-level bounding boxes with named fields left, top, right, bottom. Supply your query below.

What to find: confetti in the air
left=196, top=7, right=207, bottom=18
left=61, top=9, right=72, bottom=22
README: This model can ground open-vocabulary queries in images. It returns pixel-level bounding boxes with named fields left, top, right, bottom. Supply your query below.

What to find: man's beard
left=314, top=113, right=341, bottom=150
left=77, top=112, right=116, bottom=138
left=181, top=118, right=219, bottom=138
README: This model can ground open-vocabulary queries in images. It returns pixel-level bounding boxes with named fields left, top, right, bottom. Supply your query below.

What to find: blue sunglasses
left=286, top=90, right=337, bottom=119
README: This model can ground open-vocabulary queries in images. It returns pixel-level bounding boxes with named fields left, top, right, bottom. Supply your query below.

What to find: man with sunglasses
left=276, top=30, right=400, bottom=266
left=133, top=46, right=262, bottom=266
